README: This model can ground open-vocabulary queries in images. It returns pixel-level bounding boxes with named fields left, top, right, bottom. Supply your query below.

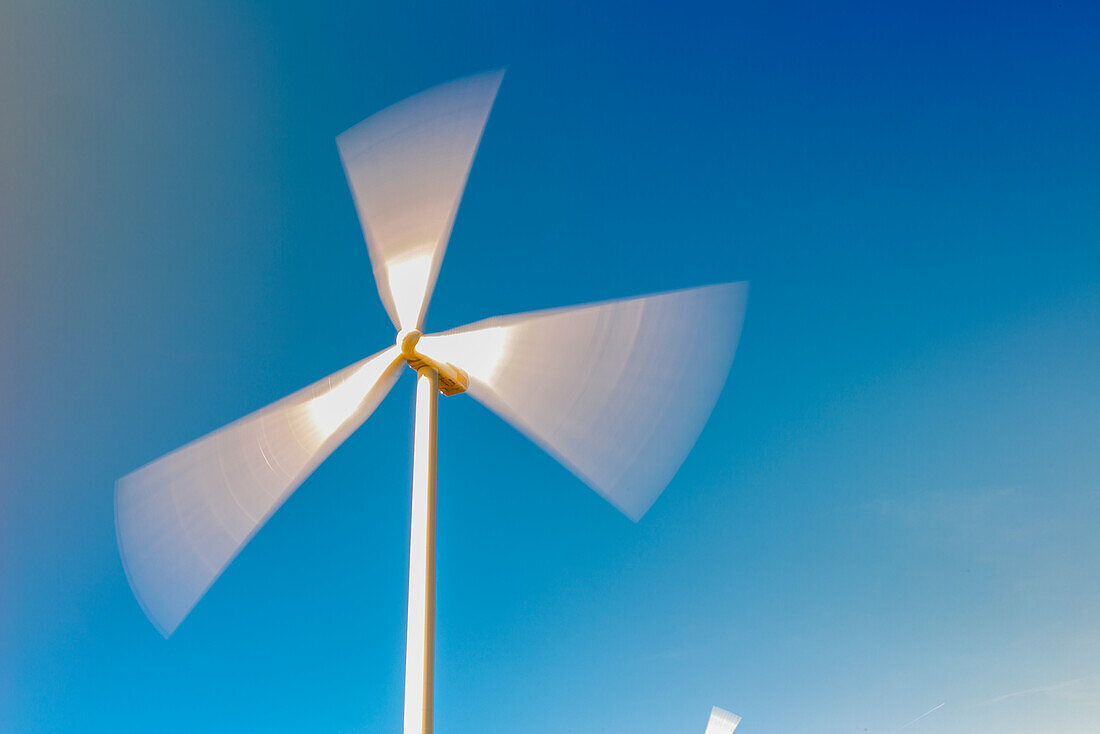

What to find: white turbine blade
left=705, top=706, right=742, bottom=734
left=115, top=347, right=404, bottom=637
left=417, top=282, right=747, bottom=520
left=337, top=69, right=503, bottom=331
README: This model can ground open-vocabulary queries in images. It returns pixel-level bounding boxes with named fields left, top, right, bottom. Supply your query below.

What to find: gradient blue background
left=2, top=1, right=1098, bottom=732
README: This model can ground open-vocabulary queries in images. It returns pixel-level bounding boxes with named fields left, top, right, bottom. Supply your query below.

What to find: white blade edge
left=337, top=69, right=504, bottom=331
left=115, top=347, right=404, bottom=637
left=705, top=706, right=742, bottom=734
left=417, top=282, right=747, bottom=520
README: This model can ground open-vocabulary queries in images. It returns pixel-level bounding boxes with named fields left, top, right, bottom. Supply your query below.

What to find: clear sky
left=2, top=1, right=1098, bottom=732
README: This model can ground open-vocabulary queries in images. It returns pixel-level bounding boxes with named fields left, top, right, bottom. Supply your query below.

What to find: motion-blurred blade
left=337, top=69, right=503, bottom=331
left=416, top=282, right=747, bottom=520
left=705, top=706, right=742, bottom=734
left=115, top=347, right=404, bottom=637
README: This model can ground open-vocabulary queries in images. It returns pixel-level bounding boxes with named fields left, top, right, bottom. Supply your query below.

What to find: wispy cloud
left=899, top=702, right=944, bottom=729
left=984, top=675, right=1100, bottom=706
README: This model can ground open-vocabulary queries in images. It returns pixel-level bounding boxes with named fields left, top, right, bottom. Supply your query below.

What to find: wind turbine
left=706, top=707, right=742, bottom=734
left=115, top=69, right=748, bottom=734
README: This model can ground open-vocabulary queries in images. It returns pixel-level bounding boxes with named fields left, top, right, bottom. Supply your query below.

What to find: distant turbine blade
left=115, top=347, right=404, bottom=636
left=705, top=706, right=742, bottom=734
left=417, top=282, right=747, bottom=520
left=337, top=69, right=504, bottom=331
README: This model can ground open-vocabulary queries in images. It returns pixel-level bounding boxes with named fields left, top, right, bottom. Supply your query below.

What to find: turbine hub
left=396, top=328, right=469, bottom=396
left=397, top=328, right=423, bottom=357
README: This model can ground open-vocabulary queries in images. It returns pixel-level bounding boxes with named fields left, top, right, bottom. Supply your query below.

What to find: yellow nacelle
left=397, top=329, right=470, bottom=396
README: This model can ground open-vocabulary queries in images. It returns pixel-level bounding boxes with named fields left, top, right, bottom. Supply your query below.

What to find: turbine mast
left=404, top=365, right=438, bottom=734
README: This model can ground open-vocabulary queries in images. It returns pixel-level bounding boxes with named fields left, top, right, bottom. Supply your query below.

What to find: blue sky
left=2, top=1, right=1098, bottom=732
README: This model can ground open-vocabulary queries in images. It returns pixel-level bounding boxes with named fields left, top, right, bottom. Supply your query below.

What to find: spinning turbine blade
left=337, top=69, right=503, bottom=331
left=705, top=707, right=742, bottom=734
left=115, top=347, right=404, bottom=636
left=417, top=282, right=747, bottom=520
